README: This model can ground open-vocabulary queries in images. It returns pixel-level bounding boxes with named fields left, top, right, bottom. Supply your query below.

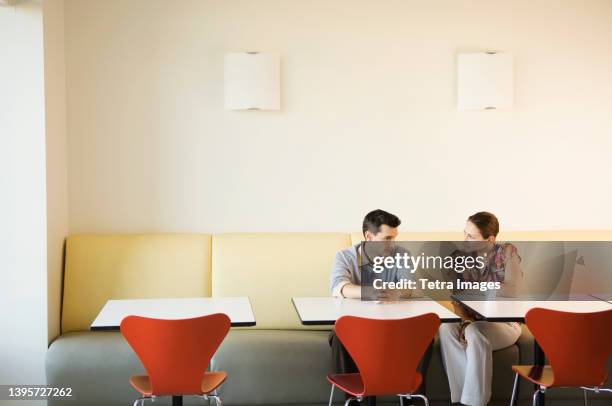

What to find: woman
left=439, top=211, right=523, bottom=406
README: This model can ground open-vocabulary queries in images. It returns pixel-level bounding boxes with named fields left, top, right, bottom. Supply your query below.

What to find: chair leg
left=344, top=397, right=357, bottom=406
left=583, top=388, right=588, bottom=406
left=510, top=372, right=519, bottom=406
left=329, top=385, right=335, bottom=406
left=532, top=387, right=545, bottom=406
left=209, top=395, right=223, bottom=406
left=398, top=395, right=404, bottom=406
left=411, top=394, right=429, bottom=406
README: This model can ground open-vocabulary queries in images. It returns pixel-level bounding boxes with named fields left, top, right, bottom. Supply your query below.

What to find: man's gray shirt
left=330, top=243, right=415, bottom=297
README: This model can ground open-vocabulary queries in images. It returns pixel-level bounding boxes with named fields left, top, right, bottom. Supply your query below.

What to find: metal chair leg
left=344, top=397, right=357, bottom=406
left=398, top=395, right=404, bottom=406
left=581, top=386, right=612, bottom=394
left=411, top=394, right=429, bottom=406
left=510, top=372, right=519, bottom=406
left=329, top=385, right=335, bottom=406
left=583, top=388, right=588, bottom=406
left=532, top=387, right=545, bottom=406
left=209, top=395, right=223, bottom=406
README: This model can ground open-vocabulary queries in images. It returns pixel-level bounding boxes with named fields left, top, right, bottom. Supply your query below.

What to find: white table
left=292, top=297, right=460, bottom=325
left=90, top=297, right=256, bottom=330
left=455, top=300, right=612, bottom=322
left=454, top=298, right=612, bottom=406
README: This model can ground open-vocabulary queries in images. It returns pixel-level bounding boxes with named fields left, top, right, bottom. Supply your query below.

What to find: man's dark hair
left=362, top=209, right=401, bottom=236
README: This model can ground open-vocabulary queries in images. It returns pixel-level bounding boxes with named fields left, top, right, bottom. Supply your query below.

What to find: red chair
left=328, top=313, right=440, bottom=406
left=510, top=308, right=612, bottom=406
left=120, top=313, right=231, bottom=406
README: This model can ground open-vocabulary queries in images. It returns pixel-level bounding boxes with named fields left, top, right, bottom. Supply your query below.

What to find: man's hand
left=376, top=288, right=411, bottom=303
left=376, top=289, right=394, bottom=303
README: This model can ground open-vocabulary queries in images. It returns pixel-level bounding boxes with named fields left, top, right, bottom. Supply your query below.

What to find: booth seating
left=46, top=231, right=612, bottom=405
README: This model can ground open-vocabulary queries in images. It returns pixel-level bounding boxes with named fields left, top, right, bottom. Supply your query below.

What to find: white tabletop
left=90, top=297, right=256, bottom=330
left=292, top=297, right=460, bottom=325
left=457, top=300, right=612, bottom=322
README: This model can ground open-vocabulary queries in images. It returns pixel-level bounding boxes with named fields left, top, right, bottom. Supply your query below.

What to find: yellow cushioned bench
left=61, top=231, right=612, bottom=333
left=211, top=233, right=351, bottom=330
left=62, top=234, right=212, bottom=333
left=51, top=231, right=612, bottom=406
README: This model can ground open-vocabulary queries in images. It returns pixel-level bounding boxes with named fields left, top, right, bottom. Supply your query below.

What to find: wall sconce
left=224, top=52, right=280, bottom=110
left=457, top=52, right=513, bottom=111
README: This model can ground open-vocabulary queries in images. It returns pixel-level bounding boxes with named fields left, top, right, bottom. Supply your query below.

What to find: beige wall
left=1, top=0, right=610, bottom=384
left=46, top=0, right=612, bottom=344
left=0, top=0, right=48, bottom=387
left=63, top=0, right=612, bottom=235
left=63, top=0, right=612, bottom=234
left=44, top=0, right=68, bottom=342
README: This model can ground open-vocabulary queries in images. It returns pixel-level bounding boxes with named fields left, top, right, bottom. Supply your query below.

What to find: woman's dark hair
left=362, top=209, right=401, bottom=236
left=468, top=211, right=499, bottom=239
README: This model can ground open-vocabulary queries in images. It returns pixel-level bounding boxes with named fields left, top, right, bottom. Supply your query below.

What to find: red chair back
left=525, top=308, right=612, bottom=387
left=335, top=313, right=440, bottom=395
left=120, top=313, right=230, bottom=395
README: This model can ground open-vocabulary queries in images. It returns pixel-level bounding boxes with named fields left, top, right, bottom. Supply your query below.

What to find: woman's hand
left=452, top=300, right=474, bottom=321
left=459, top=320, right=472, bottom=344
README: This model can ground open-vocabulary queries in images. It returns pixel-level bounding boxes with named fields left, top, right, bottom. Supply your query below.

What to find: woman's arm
left=452, top=300, right=476, bottom=321
left=499, top=245, right=523, bottom=298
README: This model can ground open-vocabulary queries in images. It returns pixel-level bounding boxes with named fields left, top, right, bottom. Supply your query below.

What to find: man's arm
left=330, top=251, right=361, bottom=299
left=390, top=247, right=421, bottom=299
left=338, top=283, right=361, bottom=299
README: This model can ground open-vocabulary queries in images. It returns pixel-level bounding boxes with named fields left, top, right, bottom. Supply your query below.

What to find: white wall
left=64, top=0, right=612, bottom=234
left=0, top=0, right=48, bottom=387
left=44, top=0, right=68, bottom=343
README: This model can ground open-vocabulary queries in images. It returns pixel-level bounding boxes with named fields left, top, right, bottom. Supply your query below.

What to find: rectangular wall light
left=224, top=52, right=280, bottom=110
left=457, top=52, right=513, bottom=111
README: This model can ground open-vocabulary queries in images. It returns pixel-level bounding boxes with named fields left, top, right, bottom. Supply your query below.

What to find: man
left=329, top=209, right=431, bottom=405
left=331, top=209, right=401, bottom=300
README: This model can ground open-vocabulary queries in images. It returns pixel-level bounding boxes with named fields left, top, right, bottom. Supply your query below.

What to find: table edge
left=291, top=297, right=460, bottom=326
left=90, top=320, right=257, bottom=331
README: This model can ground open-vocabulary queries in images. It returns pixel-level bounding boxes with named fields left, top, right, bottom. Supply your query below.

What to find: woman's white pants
left=439, top=321, right=522, bottom=406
